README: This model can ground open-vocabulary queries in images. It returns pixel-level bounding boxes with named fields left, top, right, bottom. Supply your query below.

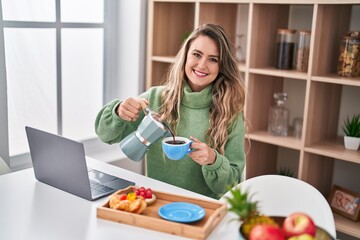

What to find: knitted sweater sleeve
left=94, top=87, right=161, bottom=145
left=201, top=113, right=245, bottom=196
left=94, top=99, right=142, bottom=144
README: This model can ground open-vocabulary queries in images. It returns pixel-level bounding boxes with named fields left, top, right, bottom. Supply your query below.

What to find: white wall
left=117, top=0, right=147, bottom=97
left=100, top=0, right=147, bottom=174
left=0, top=10, right=9, bottom=165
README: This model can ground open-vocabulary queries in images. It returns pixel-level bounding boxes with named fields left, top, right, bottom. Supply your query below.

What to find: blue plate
left=158, top=202, right=206, bottom=223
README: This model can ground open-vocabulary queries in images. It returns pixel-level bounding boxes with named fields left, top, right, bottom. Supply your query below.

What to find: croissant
left=109, top=194, right=146, bottom=214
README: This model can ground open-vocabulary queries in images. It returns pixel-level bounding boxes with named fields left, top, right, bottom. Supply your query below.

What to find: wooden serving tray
left=96, top=186, right=227, bottom=239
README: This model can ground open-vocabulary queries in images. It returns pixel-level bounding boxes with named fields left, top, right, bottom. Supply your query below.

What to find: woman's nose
left=197, top=57, right=207, bottom=68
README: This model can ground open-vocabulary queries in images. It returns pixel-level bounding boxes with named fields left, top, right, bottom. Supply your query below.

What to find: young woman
left=95, top=23, right=246, bottom=199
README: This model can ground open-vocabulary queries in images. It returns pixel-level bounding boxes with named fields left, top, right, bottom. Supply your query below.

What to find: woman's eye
left=209, top=58, right=218, bottom=63
left=193, top=52, right=201, bottom=58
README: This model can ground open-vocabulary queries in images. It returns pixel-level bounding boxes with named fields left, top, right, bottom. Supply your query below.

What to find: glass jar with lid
left=295, top=30, right=311, bottom=72
left=268, top=92, right=289, bottom=136
left=337, top=31, right=360, bottom=77
left=275, top=29, right=296, bottom=69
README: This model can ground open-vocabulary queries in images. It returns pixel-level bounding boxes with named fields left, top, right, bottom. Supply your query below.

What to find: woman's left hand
left=188, top=136, right=216, bottom=165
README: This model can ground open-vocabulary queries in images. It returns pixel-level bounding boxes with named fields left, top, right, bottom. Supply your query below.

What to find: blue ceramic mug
left=162, top=137, right=193, bottom=160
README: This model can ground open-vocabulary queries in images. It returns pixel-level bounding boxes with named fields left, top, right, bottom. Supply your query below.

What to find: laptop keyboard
left=90, top=181, right=115, bottom=195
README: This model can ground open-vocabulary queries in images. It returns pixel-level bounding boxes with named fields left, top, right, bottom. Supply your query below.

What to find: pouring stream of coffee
left=151, top=110, right=176, bottom=143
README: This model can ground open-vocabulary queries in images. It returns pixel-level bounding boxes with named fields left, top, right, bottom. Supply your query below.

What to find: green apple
left=288, top=233, right=315, bottom=240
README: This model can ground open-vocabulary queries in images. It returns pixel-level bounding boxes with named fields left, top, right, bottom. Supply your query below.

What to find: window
left=0, top=0, right=135, bottom=170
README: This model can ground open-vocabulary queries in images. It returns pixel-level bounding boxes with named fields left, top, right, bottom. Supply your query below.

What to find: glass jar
left=337, top=31, right=360, bottom=77
left=268, top=92, right=289, bottom=136
left=275, top=29, right=296, bottom=69
left=295, top=30, right=311, bottom=72
left=292, top=117, right=303, bottom=139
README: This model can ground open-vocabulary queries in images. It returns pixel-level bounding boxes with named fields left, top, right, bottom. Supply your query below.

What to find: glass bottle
left=337, top=31, right=360, bottom=77
left=268, top=92, right=289, bottom=136
left=295, top=30, right=311, bottom=72
left=275, top=29, right=296, bottom=69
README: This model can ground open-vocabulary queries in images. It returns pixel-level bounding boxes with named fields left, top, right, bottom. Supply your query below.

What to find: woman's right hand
left=117, top=98, right=148, bottom=122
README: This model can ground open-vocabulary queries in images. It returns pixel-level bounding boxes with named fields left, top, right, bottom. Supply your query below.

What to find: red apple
left=282, top=212, right=316, bottom=238
left=249, top=224, right=285, bottom=240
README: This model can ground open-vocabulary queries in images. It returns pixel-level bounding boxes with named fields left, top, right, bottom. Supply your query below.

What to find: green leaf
left=343, top=114, right=360, bottom=137
left=225, top=187, right=258, bottom=221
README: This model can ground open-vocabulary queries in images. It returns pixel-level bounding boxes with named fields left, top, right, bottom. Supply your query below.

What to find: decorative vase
left=344, top=136, right=360, bottom=150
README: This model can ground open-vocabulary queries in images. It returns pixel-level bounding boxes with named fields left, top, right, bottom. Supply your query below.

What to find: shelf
left=147, top=1, right=360, bottom=238
left=239, top=62, right=246, bottom=72
left=334, top=213, right=360, bottom=238
left=305, top=138, right=360, bottom=164
left=247, top=131, right=302, bottom=150
left=152, top=1, right=195, bottom=56
left=249, top=67, right=308, bottom=80
left=312, top=74, right=360, bottom=87
left=152, top=56, right=176, bottom=63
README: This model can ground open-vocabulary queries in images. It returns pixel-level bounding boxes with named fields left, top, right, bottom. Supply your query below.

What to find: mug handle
left=187, top=140, right=194, bottom=154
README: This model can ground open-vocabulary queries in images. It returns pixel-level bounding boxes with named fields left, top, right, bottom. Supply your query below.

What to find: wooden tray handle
left=204, top=205, right=227, bottom=234
left=209, top=212, right=222, bottom=228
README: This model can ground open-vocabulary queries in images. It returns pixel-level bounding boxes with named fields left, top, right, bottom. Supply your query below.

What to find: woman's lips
left=193, top=69, right=208, bottom=78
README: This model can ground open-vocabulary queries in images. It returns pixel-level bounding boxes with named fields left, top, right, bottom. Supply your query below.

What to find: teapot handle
left=139, top=98, right=149, bottom=115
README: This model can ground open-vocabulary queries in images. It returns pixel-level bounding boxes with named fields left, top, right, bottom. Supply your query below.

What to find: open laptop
left=25, top=126, right=135, bottom=201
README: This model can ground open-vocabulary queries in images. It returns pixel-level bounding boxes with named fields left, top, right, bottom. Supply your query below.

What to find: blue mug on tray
left=162, top=137, right=193, bottom=160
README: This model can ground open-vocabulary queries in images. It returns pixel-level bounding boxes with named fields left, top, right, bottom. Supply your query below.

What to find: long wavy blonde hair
left=160, top=23, right=245, bottom=155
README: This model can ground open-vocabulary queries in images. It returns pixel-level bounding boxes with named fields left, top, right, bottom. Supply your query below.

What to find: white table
left=0, top=157, right=239, bottom=240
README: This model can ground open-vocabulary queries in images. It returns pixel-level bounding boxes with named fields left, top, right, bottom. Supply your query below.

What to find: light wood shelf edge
left=334, top=213, right=360, bottom=238
left=248, top=134, right=360, bottom=164
left=304, top=138, right=360, bottom=164
left=249, top=67, right=309, bottom=80
left=152, top=56, right=176, bottom=63
left=247, top=131, right=303, bottom=150
left=312, top=74, right=360, bottom=87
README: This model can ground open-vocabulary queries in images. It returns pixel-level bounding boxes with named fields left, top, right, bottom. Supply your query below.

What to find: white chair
left=241, top=164, right=246, bottom=181
left=220, top=175, right=336, bottom=239
left=0, top=156, right=11, bottom=175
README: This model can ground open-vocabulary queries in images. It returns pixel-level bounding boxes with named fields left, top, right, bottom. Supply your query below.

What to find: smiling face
left=185, top=35, right=220, bottom=92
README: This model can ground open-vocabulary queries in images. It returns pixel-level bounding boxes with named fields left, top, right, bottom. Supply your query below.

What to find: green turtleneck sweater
left=95, top=83, right=245, bottom=199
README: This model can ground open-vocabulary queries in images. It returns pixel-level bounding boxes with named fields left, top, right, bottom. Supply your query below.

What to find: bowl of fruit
left=225, top=188, right=334, bottom=240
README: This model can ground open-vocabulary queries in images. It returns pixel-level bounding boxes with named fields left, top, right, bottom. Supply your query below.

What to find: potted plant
left=342, top=114, right=360, bottom=150
left=277, top=167, right=294, bottom=178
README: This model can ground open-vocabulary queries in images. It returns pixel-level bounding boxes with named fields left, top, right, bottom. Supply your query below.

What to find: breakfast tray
left=96, top=186, right=228, bottom=239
